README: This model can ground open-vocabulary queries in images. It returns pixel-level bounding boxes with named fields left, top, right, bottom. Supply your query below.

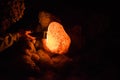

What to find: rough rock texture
left=43, top=22, right=71, bottom=54
left=0, top=0, right=25, bottom=23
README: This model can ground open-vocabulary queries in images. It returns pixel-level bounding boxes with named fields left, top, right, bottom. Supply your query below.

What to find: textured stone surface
left=43, top=22, right=71, bottom=54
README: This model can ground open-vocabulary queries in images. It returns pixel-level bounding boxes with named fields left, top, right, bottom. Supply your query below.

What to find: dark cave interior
left=0, top=0, right=118, bottom=80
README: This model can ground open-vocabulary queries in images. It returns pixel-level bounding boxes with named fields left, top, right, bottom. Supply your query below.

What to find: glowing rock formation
left=43, top=22, right=71, bottom=54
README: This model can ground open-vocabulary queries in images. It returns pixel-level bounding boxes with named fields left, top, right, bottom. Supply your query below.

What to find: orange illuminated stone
left=43, top=22, right=71, bottom=54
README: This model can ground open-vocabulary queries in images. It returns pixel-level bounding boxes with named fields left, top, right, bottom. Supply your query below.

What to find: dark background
left=24, top=1, right=117, bottom=80
left=1, top=0, right=118, bottom=80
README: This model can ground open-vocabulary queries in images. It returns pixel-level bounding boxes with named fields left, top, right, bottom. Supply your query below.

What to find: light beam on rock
left=43, top=22, right=71, bottom=54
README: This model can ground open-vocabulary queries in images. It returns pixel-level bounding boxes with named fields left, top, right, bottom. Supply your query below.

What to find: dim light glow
left=43, top=22, right=71, bottom=54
